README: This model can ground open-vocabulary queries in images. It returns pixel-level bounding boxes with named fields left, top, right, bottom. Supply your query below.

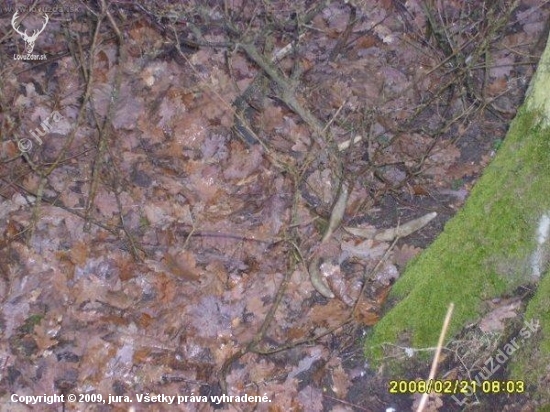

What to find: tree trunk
left=365, top=28, right=550, bottom=402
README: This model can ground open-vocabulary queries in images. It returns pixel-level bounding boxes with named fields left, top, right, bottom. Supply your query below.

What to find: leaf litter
left=0, top=0, right=548, bottom=411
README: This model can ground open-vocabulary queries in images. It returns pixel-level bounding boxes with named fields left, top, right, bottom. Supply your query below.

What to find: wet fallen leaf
left=162, top=251, right=200, bottom=281
left=479, top=300, right=521, bottom=333
left=70, top=241, right=88, bottom=265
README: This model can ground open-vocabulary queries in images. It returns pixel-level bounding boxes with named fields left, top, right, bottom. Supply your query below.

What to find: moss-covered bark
left=365, top=30, right=550, bottom=400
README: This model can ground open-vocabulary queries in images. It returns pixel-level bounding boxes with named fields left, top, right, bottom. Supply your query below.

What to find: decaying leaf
left=161, top=251, right=200, bottom=281
left=308, top=300, right=349, bottom=328
left=478, top=300, right=521, bottom=333
left=392, top=244, right=423, bottom=268
left=331, top=364, right=351, bottom=397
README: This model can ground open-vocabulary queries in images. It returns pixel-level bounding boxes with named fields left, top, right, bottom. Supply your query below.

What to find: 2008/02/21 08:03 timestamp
left=389, top=379, right=525, bottom=395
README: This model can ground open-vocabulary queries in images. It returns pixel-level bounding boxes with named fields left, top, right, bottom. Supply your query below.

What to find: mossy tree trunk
left=365, top=29, right=550, bottom=402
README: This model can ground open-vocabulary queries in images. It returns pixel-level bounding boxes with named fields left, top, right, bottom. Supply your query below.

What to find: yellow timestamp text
left=388, top=379, right=525, bottom=395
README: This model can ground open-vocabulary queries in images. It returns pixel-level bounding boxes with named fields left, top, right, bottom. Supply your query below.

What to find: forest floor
left=1, top=1, right=549, bottom=411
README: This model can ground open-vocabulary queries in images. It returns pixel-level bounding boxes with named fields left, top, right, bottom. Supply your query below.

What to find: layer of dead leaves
left=0, top=0, right=548, bottom=411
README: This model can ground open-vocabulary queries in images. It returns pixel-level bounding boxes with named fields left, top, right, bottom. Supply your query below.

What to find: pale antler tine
left=27, top=13, right=49, bottom=41
left=11, top=11, right=26, bottom=37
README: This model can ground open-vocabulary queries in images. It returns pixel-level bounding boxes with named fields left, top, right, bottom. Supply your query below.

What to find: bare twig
left=416, top=303, right=455, bottom=412
left=84, top=1, right=126, bottom=232
left=22, top=10, right=101, bottom=242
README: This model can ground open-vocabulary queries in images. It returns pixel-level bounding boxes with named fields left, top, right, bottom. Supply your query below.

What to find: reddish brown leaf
left=353, top=300, right=380, bottom=326
left=70, top=241, right=88, bottom=265
left=308, top=300, right=348, bottom=328
left=331, top=364, right=351, bottom=398
left=162, top=251, right=200, bottom=281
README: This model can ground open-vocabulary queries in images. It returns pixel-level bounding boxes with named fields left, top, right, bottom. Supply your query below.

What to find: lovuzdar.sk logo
left=11, top=11, right=49, bottom=60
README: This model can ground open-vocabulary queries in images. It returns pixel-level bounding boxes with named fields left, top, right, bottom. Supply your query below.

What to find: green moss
left=365, top=107, right=550, bottom=368
left=18, top=314, right=44, bottom=334
left=139, top=215, right=150, bottom=228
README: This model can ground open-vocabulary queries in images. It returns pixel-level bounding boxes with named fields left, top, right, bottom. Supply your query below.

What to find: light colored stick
left=416, top=302, right=454, bottom=412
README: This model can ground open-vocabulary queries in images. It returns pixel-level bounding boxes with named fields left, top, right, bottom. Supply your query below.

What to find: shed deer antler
left=11, top=11, right=49, bottom=55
